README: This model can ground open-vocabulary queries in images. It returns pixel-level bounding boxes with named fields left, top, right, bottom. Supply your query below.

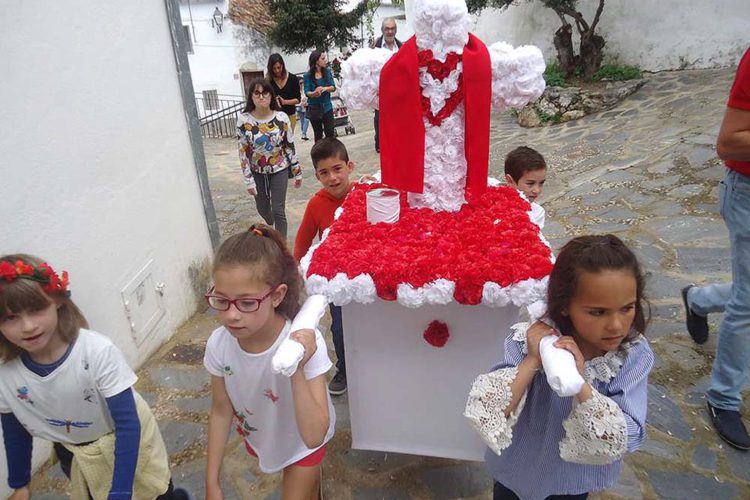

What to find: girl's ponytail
left=250, top=224, right=302, bottom=319
left=213, top=225, right=301, bottom=319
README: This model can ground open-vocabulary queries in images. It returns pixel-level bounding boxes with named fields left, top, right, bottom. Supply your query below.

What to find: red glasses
left=204, top=286, right=276, bottom=313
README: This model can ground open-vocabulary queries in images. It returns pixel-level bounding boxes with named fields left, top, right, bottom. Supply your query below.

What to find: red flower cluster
left=423, top=320, right=450, bottom=348
left=418, top=50, right=464, bottom=127
left=0, top=260, right=70, bottom=295
left=307, top=184, right=553, bottom=305
left=418, top=50, right=461, bottom=81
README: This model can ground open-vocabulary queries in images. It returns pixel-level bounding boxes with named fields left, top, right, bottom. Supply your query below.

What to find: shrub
left=592, top=64, right=643, bottom=81
left=544, top=62, right=567, bottom=87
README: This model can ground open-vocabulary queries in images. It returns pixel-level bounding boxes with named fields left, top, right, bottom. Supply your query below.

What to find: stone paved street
left=29, top=67, right=750, bottom=499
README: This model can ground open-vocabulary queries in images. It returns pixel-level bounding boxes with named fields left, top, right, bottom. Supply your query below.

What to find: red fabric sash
left=379, top=34, right=491, bottom=195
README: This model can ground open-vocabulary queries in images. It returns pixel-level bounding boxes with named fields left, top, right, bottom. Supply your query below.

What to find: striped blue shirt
left=484, top=331, right=654, bottom=500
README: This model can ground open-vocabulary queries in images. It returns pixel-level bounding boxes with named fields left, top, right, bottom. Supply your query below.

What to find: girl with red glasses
left=203, top=224, right=334, bottom=500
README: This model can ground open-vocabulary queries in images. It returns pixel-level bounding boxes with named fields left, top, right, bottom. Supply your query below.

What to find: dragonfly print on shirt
left=46, top=418, right=94, bottom=433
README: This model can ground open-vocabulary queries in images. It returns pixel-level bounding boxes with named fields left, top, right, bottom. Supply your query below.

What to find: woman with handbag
left=303, top=50, right=336, bottom=142
left=237, top=77, right=302, bottom=240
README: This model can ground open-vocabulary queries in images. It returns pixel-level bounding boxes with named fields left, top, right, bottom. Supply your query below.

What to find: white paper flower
left=340, top=48, right=395, bottom=110
left=482, top=282, right=511, bottom=308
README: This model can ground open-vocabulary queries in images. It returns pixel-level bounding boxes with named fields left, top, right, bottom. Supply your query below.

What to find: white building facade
left=1, top=0, right=216, bottom=494
left=180, top=0, right=270, bottom=99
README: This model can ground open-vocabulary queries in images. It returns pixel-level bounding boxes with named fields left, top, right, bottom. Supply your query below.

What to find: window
left=203, top=89, right=219, bottom=110
left=182, top=25, right=193, bottom=54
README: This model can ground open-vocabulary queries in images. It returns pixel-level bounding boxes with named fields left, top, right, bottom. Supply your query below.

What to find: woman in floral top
left=466, top=234, right=654, bottom=500
left=237, top=77, right=302, bottom=239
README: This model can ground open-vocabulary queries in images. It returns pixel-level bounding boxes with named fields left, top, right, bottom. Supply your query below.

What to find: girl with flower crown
left=0, top=254, right=190, bottom=500
left=465, top=235, right=654, bottom=500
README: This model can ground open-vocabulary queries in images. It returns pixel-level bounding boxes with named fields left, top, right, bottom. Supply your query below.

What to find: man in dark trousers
left=371, top=18, right=402, bottom=153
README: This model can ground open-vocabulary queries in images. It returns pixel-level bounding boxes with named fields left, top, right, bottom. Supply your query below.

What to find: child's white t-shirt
left=529, top=201, right=546, bottom=229
left=203, top=320, right=335, bottom=473
left=0, top=329, right=137, bottom=443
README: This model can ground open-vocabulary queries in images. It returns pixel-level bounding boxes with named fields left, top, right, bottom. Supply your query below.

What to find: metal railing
left=195, top=93, right=246, bottom=138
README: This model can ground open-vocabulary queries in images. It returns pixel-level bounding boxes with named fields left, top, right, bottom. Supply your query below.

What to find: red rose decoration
left=423, top=320, right=450, bottom=348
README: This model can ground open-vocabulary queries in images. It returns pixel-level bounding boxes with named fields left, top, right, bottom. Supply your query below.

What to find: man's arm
left=717, top=106, right=750, bottom=162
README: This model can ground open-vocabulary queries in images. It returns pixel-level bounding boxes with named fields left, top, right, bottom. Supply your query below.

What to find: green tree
left=267, top=0, right=370, bottom=54
left=467, top=0, right=606, bottom=79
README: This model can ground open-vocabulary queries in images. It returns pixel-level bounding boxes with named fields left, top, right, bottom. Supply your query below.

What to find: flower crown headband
left=0, top=260, right=70, bottom=295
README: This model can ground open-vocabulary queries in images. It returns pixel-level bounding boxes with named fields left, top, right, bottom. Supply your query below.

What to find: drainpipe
left=164, top=0, right=221, bottom=249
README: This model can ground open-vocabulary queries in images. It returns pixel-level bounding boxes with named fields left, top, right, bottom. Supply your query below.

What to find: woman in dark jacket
left=303, top=50, right=336, bottom=142
left=266, top=53, right=301, bottom=131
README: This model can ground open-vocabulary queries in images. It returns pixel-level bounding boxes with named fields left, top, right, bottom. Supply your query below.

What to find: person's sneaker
left=328, top=370, right=347, bottom=396
left=707, top=402, right=750, bottom=450
left=682, top=285, right=709, bottom=344
left=302, top=135, right=309, bottom=140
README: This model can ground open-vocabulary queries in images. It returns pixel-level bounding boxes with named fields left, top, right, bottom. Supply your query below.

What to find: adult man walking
left=687, top=47, right=750, bottom=450
left=371, top=18, right=402, bottom=153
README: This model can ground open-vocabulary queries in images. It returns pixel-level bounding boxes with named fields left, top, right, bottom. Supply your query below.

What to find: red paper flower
left=0, top=260, right=69, bottom=294
left=417, top=50, right=464, bottom=126
left=306, top=183, right=553, bottom=305
left=423, top=320, right=450, bottom=348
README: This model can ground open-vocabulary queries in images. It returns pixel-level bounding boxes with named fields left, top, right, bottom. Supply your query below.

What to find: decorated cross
left=340, top=0, right=546, bottom=212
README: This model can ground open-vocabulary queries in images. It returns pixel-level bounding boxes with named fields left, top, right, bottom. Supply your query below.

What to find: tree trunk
left=553, top=24, right=577, bottom=77
left=580, top=31, right=605, bottom=78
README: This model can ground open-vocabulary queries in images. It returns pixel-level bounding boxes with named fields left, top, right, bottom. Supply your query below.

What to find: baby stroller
left=331, top=95, right=356, bottom=136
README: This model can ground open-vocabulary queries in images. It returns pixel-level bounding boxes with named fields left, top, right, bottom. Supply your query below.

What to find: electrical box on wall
left=121, top=259, right=166, bottom=346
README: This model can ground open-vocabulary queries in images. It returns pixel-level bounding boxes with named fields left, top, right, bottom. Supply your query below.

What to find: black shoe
left=682, top=285, right=709, bottom=344
left=302, top=136, right=309, bottom=141
left=172, top=487, right=194, bottom=500
left=328, top=370, right=347, bottom=396
left=707, top=402, right=750, bottom=450
left=375, top=147, right=380, bottom=154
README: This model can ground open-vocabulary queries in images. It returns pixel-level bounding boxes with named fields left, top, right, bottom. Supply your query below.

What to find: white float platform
left=342, top=299, right=518, bottom=461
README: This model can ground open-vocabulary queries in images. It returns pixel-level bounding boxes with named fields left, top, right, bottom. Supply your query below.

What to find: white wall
left=471, top=0, right=749, bottom=71
left=406, top=0, right=749, bottom=71
left=0, top=0, right=214, bottom=495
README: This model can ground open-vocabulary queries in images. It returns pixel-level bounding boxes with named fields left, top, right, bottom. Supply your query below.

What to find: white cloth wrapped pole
left=539, top=335, right=585, bottom=397
left=366, top=188, right=400, bottom=224
left=272, top=294, right=329, bottom=376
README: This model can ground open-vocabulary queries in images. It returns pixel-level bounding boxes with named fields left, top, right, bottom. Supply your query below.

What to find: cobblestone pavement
left=31, top=68, right=750, bottom=499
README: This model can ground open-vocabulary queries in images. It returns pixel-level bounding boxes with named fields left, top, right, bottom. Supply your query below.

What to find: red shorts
left=243, top=441, right=327, bottom=467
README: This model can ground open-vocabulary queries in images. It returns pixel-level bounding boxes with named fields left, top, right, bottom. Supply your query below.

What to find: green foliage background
left=268, top=0, right=368, bottom=53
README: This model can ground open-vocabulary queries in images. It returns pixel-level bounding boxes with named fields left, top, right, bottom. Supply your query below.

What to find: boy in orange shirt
left=294, top=138, right=356, bottom=395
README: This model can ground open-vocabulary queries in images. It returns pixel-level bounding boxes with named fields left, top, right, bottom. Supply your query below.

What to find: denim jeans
left=251, top=169, right=289, bottom=239
left=708, top=169, right=750, bottom=411
left=329, top=304, right=345, bottom=375
left=297, top=109, right=310, bottom=138
left=688, top=283, right=731, bottom=316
